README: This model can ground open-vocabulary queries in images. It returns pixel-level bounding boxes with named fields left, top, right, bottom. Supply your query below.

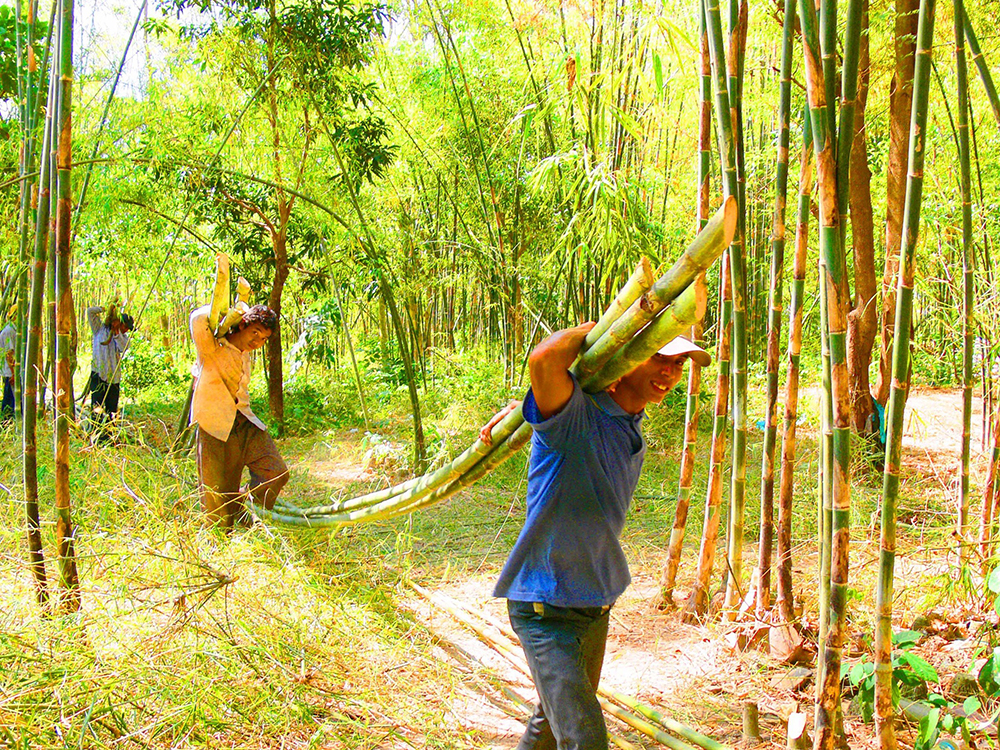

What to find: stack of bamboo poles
left=407, top=580, right=733, bottom=750
left=253, top=197, right=737, bottom=528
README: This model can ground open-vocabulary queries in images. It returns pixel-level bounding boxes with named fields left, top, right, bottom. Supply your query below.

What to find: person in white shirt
left=0, top=317, right=17, bottom=422
left=87, top=304, right=133, bottom=435
left=190, top=303, right=287, bottom=529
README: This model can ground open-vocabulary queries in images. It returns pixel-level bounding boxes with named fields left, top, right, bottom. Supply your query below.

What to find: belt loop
left=532, top=602, right=545, bottom=616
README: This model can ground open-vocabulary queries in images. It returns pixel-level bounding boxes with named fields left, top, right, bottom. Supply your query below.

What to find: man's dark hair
left=240, top=305, right=279, bottom=332
left=120, top=313, right=135, bottom=332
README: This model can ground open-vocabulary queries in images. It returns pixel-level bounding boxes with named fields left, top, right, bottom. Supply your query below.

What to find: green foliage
left=844, top=629, right=938, bottom=724
left=122, top=335, right=183, bottom=393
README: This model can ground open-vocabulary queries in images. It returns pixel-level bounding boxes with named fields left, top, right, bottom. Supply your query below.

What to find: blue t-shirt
left=493, top=377, right=646, bottom=607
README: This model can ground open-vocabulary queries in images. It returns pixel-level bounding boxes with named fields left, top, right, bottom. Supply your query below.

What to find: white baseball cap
left=656, top=336, right=712, bottom=367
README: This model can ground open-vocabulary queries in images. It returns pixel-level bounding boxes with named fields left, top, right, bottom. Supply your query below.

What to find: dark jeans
left=2, top=376, right=13, bottom=421
left=90, top=372, right=121, bottom=418
left=508, top=599, right=611, bottom=750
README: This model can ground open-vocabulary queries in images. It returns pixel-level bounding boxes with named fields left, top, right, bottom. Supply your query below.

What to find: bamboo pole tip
left=693, top=280, right=708, bottom=321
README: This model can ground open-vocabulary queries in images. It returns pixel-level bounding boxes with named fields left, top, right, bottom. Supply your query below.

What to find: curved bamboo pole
left=874, top=0, right=936, bottom=746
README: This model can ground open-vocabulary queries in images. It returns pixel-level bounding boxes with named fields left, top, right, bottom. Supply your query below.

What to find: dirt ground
left=303, top=387, right=997, bottom=749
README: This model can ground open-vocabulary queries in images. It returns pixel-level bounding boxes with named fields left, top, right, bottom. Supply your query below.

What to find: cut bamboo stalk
left=875, top=0, right=937, bottom=747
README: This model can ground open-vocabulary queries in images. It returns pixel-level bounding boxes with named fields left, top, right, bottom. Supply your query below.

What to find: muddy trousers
left=508, top=600, right=611, bottom=750
left=196, top=413, right=288, bottom=529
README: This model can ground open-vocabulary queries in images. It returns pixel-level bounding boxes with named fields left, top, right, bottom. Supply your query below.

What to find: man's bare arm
left=528, top=322, right=596, bottom=419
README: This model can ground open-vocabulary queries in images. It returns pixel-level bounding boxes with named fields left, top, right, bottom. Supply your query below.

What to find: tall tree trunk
left=266, top=230, right=288, bottom=430
left=875, top=0, right=920, bottom=406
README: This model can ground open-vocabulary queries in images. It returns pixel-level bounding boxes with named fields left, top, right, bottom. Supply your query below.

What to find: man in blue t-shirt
left=481, top=323, right=710, bottom=750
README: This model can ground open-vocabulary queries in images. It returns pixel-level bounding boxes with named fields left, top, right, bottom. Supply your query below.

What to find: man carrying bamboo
left=87, top=303, right=134, bottom=437
left=482, top=324, right=710, bottom=750
left=190, top=303, right=288, bottom=529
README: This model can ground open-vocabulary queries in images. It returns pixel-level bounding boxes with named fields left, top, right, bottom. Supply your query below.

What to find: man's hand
left=480, top=400, right=521, bottom=445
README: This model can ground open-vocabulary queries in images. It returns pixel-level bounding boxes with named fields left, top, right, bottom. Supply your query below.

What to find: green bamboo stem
left=684, top=251, right=732, bottom=623
left=775, top=108, right=814, bottom=623
left=575, top=197, right=736, bottom=383
left=660, top=11, right=714, bottom=606
left=799, top=0, right=858, bottom=740
left=954, top=0, right=974, bottom=567
left=758, top=0, right=797, bottom=615
left=962, top=13, right=1000, bottom=133
left=981, top=414, right=1000, bottom=563
left=581, top=283, right=706, bottom=393
left=704, top=0, right=748, bottom=617
left=874, top=0, right=936, bottom=746
left=21, top=46, right=56, bottom=610
left=52, top=0, right=79, bottom=612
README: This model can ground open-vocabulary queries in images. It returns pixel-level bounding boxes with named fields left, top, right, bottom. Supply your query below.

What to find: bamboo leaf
left=987, top=567, right=1000, bottom=593
left=609, top=105, right=644, bottom=143
left=963, top=696, right=982, bottom=715
left=892, top=629, right=922, bottom=647
left=653, top=52, right=663, bottom=93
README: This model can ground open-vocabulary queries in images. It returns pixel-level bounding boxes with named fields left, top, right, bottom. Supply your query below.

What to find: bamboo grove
left=3, top=0, right=1000, bottom=747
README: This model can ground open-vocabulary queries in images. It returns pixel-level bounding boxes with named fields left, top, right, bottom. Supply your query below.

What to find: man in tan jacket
left=190, top=303, right=288, bottom=528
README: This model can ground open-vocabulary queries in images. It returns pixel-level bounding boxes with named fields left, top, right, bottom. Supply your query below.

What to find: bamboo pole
left=21, top=35, right=56, bottom=610
left=874, top=0, right=936, bottom=746
left=53, top=0, right=80, bottom=611
left=775, top=109, right=814, bottom=623
left=758, top=0, right=797, bottom=615
left=798, top=0, right=859, bottom=741
left=660, top=9, right=713, bottom=606
left=954, top=0, right=974, bottom=568
left=962, top=13, right=1000, bottom=133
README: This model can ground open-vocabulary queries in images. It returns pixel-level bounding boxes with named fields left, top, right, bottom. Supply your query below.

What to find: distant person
left=190, top=303, right=288, bottom=529
left=0, top=312, right=17, bottom=422
left=87, top=303, right=134, bottom=434
left=480, top=328, right=710, bottom=750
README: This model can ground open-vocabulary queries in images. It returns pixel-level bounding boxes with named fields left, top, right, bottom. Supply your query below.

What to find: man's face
left=616, top=353, right=688, bottom=405
left=228, top=322, right=273, bottom=352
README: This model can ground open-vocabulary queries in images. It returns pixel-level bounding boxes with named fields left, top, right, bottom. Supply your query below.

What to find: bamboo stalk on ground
left=660, top=8, right=712, bottom=606
left=757, top=0, right=797, bottom=615
left=954, top=0, right=974, bottom=568
left=775, top=109, right=814, bottom=623
left=52, top=0, right=79, bottom=611
left=874, top=0, right=937, bottom=746
left=407, top=581, right=732, bottom=750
